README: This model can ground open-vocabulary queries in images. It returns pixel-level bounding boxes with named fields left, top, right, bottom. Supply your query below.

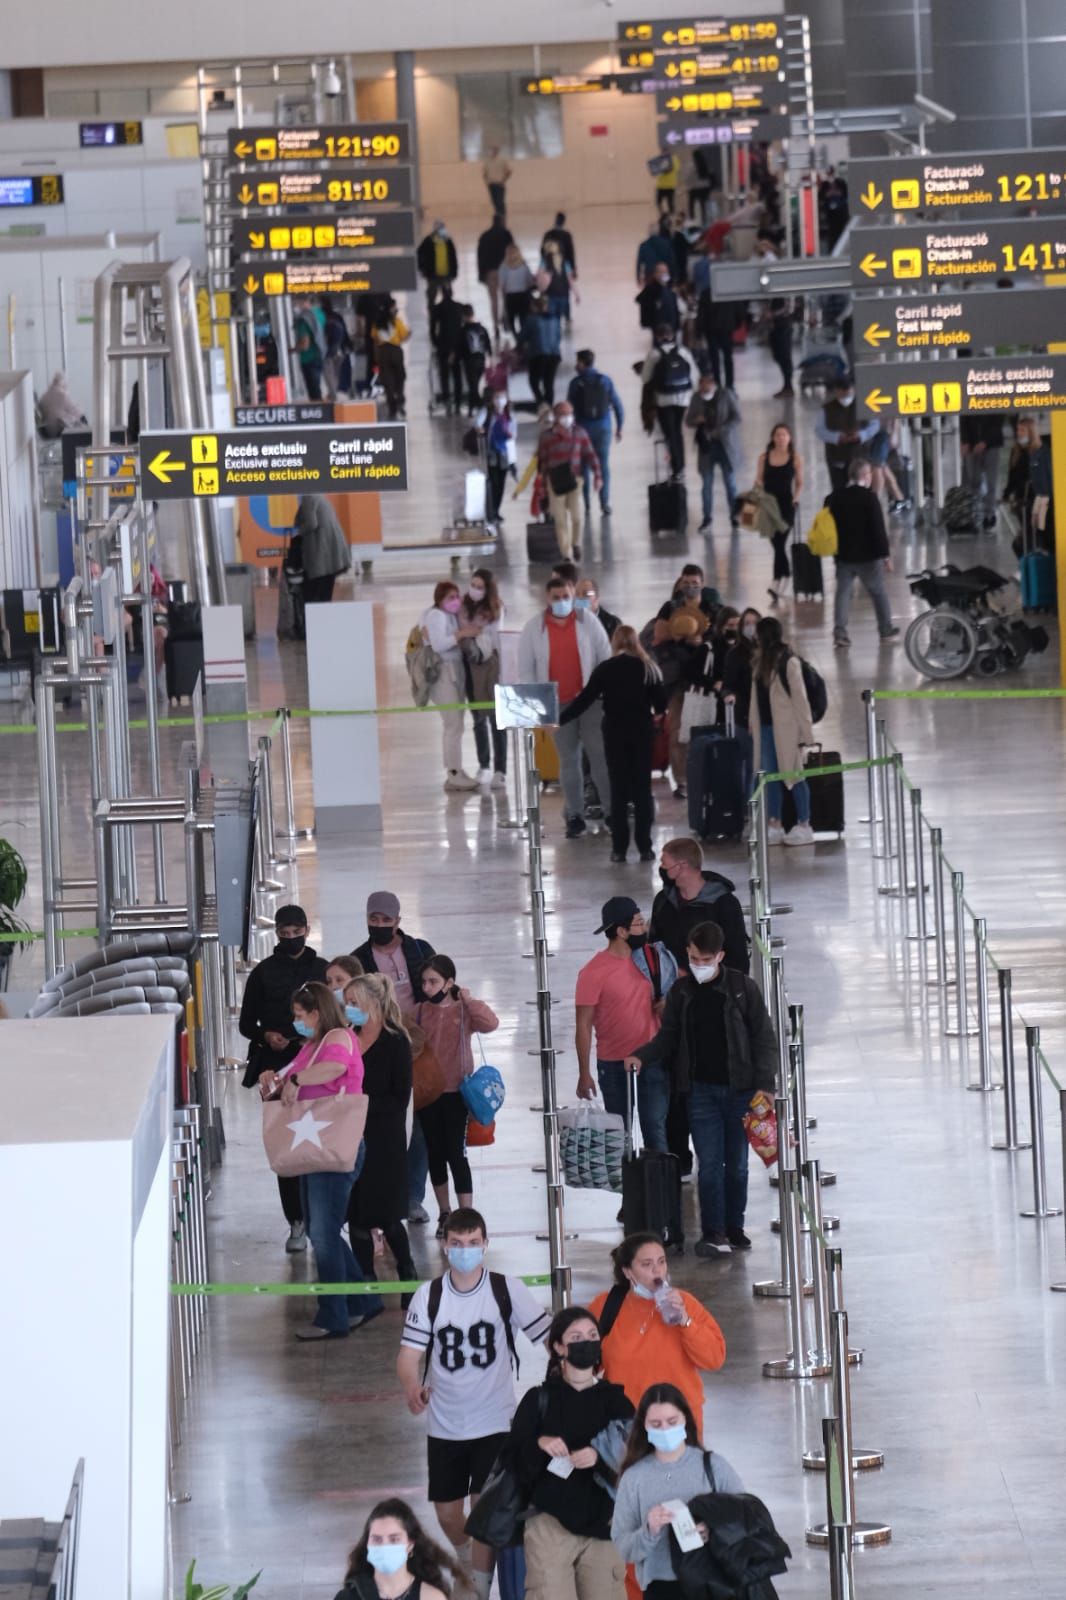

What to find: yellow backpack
left=806, top=506, right=838, bottom=557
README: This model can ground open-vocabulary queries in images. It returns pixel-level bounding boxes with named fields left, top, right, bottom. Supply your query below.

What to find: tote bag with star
left=261, top=1038, right=369, bottom=1177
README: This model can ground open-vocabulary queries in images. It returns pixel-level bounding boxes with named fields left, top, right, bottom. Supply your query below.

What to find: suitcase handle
left=724, top=700, right=735, bottom=739
left=625, top=1064, right=641, bottom=1160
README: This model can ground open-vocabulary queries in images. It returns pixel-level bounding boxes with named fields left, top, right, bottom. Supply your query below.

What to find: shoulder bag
left=261, top=1035, right=368, bottom=1177
left=408, top=1016, right=445, bottom=1111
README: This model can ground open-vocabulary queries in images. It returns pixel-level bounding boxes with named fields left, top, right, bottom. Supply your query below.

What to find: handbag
left=459, top=1015, right=507, bottom=1127
left=679, top=686, right=718, bottom=744
left=466, top=1117, right=496, bottom=1147
left=557, top=1101, right=626, bottom=1193
left=261, top=1038, right=369, bottom=1177
left=465, top=1391, right=549, bottom=1548
left=806, top=505, right=839, bottom=557
left=548, top=460, right=577, bottom=495
left=738, top=497, right=760, bottom=531
left=408, top=1022, right=445, bottom=1111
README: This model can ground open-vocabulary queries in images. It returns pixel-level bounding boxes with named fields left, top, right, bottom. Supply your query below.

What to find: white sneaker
left=491, top=771, right=508, bottom=790
left=476, top=767, right=492, bottom=784
left=286, top=1222, right=308, bottom=1253
left=785, top=822, right=816, bottom=847
left=767, top=822, right=786, bottom=846
left=444, top=769, right=479, bottom=791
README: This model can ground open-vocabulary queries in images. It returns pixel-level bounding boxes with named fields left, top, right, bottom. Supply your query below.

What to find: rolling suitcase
left=648, top=439, right=687, bottom=532
left=685, top=704, right=752, bottom=840
left=651, top=712, right=670, bottom=776
left=790, top=541, right=824, bottom=599
left=164, top=636, right=204, bottom=702
left=533, top=727, right=560, bottom=784
left=526, top=519, right=562, bottom=563
left=1020, top=550, right=1055, bottom=611
left=621, top=1074, right=684, bottom=1251
left=782, top=744, right=844, bottom=837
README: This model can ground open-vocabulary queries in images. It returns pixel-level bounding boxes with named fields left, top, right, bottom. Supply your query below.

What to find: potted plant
left=0, top=834, right=31, bottom=992
left=180, top=1562, right=260, bottom=1600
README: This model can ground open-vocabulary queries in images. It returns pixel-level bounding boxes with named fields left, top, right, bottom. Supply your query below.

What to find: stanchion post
left=754, top=1091, right=808, bottom=1301
left=992, top=969, right=1029, bottom=1151
left=969, top=917, right=996, bottom=1092
left=861, top=689, right=879, bottom=847
left=1052, top=1088, right=1066, bottom=1292
left=821, top=1418, right=857, bottom=1600
left=763, top=1167, right=827, bottom=1377
left=803, top=1159, right=831, bottom=1364
left=1021, top=1028, right=1062, bottom=1222
left=498, top=726, right=528, bottom=832
left=756, top=775, right=772, bottom=917
left=876, top=720, right=893, bottom=863
left=929, top=826, right=949, bottom=996
left=807, top=1309, right=890, bottom=1547
left=278, top=707, right=297, bottom=858
left=257, top=735, right=280, bottom=867
left=946, top=872, right=978, bottom=1037
left=907, top=786, right=932, bottom=941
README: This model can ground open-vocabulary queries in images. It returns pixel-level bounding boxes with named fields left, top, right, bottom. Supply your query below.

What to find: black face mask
left=426, top=988, right=449, bottom=1005
left=276, top=936, right=306, bottom=957
left=626, top=933, right=648, bottom=951
left=368, top=925, right=397, bottom=946
left=565, top=1339, right=602, bottom=1371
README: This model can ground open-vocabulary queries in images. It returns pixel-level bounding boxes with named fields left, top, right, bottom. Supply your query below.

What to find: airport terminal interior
left=2, top=5, right=1066, bottom=1600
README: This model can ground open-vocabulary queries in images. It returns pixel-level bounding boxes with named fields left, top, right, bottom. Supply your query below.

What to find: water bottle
left=654, top=1277, right=685, bottom=1325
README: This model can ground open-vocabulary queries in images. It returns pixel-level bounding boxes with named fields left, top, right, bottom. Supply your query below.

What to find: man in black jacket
left=827, top=456, right=899, bottom=648
left=238, top=903, right=328, bottom=1251
left=416, top=220, right=458, bottom=316
left=476, top=212, right=514, bottom=336
left=649, top=836, right=748, bottom=974
left=430, top=286, right=466, bottom=414
left=626, top=920, right=776, bottom=1257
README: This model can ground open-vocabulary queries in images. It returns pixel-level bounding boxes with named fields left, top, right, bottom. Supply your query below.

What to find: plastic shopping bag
left=557, top=1102, right=626, bottom=1193
left=743, top=1091, right=778, bottom=1167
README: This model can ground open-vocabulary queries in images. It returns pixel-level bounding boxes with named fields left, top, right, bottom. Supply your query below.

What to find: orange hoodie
left=588, top=1285, right=726, bottom=1436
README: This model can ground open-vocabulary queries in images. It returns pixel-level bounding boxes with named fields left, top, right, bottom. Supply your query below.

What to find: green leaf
left=232, top=1574, right=262, bottom=1600
left=183, top=1560, right=200, bottom=1600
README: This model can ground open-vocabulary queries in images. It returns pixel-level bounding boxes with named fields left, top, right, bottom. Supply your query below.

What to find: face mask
left=494, top=395, right=507, bottom=411
left=742, top=623, right=757, bottom=640
left=345, top=1004, right=369, bottom=1027
left=550, top=597, right=574, bottom=619
left=574, top=597, right=591, bottom=611
left=565, top=1338, right=601, bottom=1370
left=647, top=1423, right=687, bottom=1453
left=293, top=1018, right=313, bottom=1038
left=559, top=414, right=574, bottom=429
left=447, top=1244, right=485, bottom=1273
left=333, top=987, right=346, bottom=1002
left=631, top=1280, right=656, bottom=1300
left=276, top=935, right=305, bottom=957
left=368, top=925, right=396, bottom=946
left=839, top=393, right=854, bottom=407
left=426, top=987, right=448, bottom=1004
left=681, top=585, right=700, bottom=600
left=441, top=595, right=462, bottom=614
left=367, top=1546, right=410, bottom=1577
left=723, top=630, right=738, bottom=643
left=626, top=932, right=648, bottom=950
left=691, top=960, right=721, bottom=985
left=467, top=585, right=486, bottom=602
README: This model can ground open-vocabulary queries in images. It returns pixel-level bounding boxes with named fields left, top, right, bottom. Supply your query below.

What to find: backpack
left=779, top=650, right=827, bottom=723
left=655, top=346, right=691, bottom=394
left=575, top=373, right=609, bottom=422
left=405, top=624, right=441, bottom=707
left=806, top=505, right=838, bottom=557
left=465, top=322, right=491, bottom=359
left=942, top=484, right=979, bottom=534
left=422, top=1271, right=519, bottom=1381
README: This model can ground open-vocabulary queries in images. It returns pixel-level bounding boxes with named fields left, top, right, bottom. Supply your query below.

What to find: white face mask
left=559, top=414, right=574, bottom=429
left=467, top=585, right=486, bottom=601
left=742, top=623, right=757, bottom=640
left=494, top=395, right=507, bottom=411
left=690, top=958, right=722, bottom=984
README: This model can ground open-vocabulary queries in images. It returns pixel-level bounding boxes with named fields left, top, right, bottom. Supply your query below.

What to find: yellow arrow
left=625, top=24, right=637, bottom=37
left=666, top=96, right=682, bottom=111
left=860, top=180, right=884, bottom=211
left=236, top=183, right=253, bottom=205
left=148, top=449, right=187, bottom=486
left=243, top=273, right=260, bottom=294
left=859, top=251, right=887, bottom=278
left=248, top=230, right=265, bottom=249
left=665, top=61, right=679, bottom=76
left=862, top=322, right=890, bottom=347
left=864, top=388, right=890, bottom=413
left=233, top=139, right=252, bottom=159
left=663, top=29, right=677, bottom=43
left=526, top=81, right=539, bottom=92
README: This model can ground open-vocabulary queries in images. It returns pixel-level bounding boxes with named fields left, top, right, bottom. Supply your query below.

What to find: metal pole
left=907, top=786, right=932, bottom=940
left=946, top=873, right=979, bottom=1037
left=807, top=1309, right=890, bottom=1546
left=803, top=1159, right=831, bottom=1365
left=992, top=969, right=1029, bottom=1151
left=929, top=827, right=949, bottom=995
left=278, top=707, right=298, bottom=858
left=763, top=1168, right=827, bottom=1378
left=57, top=276, right=69, bottom=370
left=861, top=689, right=880, bottom=848
left=823, top=1419, right=857, bottom=1600
left=749, top=876, right=765, bottom=999
left=139, top=520, right=167, bottom=904
left=753, top=1091, right=797, bottom=1301
left=876, top=752, right=912, bottom=900
left=756, top=775, right=772, bottom=917
left=969, top=917, right=996, bottom=1091
left=803, top=1245, right=881, bottom=1473
left=257, top=736, right=280, bottom=866
left=1052, top=1088, right=1066, bottom=1291
left=498, top=726, right=528, bottom=832
left=1021, top=1029, right=1062, bottom=1221
left=876, top=720, right=893, bottom=864
left=770, top=956, right=789, bottom=1096
left=35, top=676, right=59, bottom=977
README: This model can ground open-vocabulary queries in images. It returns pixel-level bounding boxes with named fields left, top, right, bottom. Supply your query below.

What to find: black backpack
left=655, top=346, right=691, bottom=394
left=779, top=651, right=828, bottom=723
left=422, top=1271, right=519, bottom=1380
left=575, top=373, right=609, bottom=422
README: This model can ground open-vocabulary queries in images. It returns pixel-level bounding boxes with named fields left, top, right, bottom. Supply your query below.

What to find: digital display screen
left=79, top=121, right=143, bottom=148
left=0, top=174, right=63, bottom=206
left=0, top=178, right=34, bottom=207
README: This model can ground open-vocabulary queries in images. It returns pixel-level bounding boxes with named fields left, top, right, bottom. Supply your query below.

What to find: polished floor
left=4, top=202, right=1066, bottom=1598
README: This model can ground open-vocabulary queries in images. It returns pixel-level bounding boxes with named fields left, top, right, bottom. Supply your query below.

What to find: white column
left=306, top=599, right=382, bottom=834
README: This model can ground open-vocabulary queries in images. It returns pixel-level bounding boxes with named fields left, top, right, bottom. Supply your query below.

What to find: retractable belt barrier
left=0, top=701, right=496, bottom=737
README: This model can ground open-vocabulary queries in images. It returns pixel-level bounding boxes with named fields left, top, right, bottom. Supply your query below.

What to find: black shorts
left=427, top=1432, right=508, bottom=1504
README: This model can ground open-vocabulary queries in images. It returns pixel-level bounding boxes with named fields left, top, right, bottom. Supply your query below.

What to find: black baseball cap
left=275, top=904, right=308, bottom=929
left=594, top=896, right=641, bottom=935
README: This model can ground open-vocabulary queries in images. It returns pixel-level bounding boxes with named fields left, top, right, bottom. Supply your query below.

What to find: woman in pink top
left=414, top=956, right=499, bottom=1236
left=259, top=981, right=383, bottom=1341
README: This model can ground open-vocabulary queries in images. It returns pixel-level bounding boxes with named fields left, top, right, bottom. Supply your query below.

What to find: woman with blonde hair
left=559, top=623, right=666, bottom=863
left=342, top=972, right=417, bottom=1298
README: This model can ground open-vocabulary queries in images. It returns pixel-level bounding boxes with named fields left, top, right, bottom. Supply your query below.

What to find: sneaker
left=785, top=822, right=815, bottom=847
left=698, top=518, right=712, bottom=533
left=639, top=849, right=656, bottom=862
left=444, top=770, right=479, bottom=791
left=727, top=1227, right=752, bottom=1251
left=610, top=851, right=627, bottom=863
left=673, top=784, right=687, bottom=800
left=767, top=822, right=786, bottom=845
left=833, top=634, right=851, bottom=650
left=295, top=1324, right=345, bottom=1341
left=573, top=543, right=582, bottom=559
left=601, top=504, right=613, bottom=516
left=476, top=767, right=492, bottom=784
left=350, top=1305, right=385, bottom=1331
left=565, top=815, right=587, bottom=839
left=286, top=1222, right=308, bottom=1253
left=491, top=771, right=507, bottom=790
left=435, top=1210, right=450, bottom=1239
left=695, top=1234, right=732, bottom=1258
left=879, top=626, right=901, bottom=640
left=773, top=386, right=795, bottom=398
left=407, top=1204, right=430, bottom=1225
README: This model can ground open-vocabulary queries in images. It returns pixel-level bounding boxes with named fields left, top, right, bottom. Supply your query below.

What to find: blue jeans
left=300, top=1141, right=383, bottom=1333
left=407, top=1116, right=429, bottom=1211
left=597, top=1059, right=671, bottom=1153
left=687, top=1082, right=752, bottom=1237
left=760, top=725, right=809, bottom=825
left=582, top=419, right=613, bottom=511
left=697, top=440, right=737, bottom=525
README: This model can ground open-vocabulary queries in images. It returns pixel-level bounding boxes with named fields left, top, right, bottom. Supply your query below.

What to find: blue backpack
left=461, top=1063, right=506, bottom=1126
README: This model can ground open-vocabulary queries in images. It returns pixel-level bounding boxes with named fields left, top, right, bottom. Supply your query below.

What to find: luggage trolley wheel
left=904, top=606, right=978, bottom=680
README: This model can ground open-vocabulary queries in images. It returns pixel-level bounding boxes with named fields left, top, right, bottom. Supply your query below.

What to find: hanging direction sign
left=235, top=257, right=417, bottom=298
left=854, top=287, right=1063, bottom=357
left=660, top=113, right=789, bottom=147
left=138, top=425, right=408, bottom=500
left=232, top=210, right=416, bottom=256
left=852, top=218, right=1066, bottom=287
left=523, top=75, right=612, bottom=95
left=229, top=166, right=413, bottom=210
left=227, top=123, right=409, bottom=164
left=618, top=15, right=782, bottom=48
left=622, top=45, right=783, bottom=79
left=851, top=150, right=1066, bottom=221
left=857, top=355, right=1066, bottom=420
left=80, top=120, right=143, bottom=147
left=656, top=84, right=768, bottom=118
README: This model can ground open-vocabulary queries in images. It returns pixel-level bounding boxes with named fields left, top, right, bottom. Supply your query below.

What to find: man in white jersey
left=398, top=1207, right=552, bottom=1598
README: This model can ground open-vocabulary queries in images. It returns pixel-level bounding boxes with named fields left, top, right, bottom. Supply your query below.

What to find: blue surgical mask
left=631, top=1281, right=657, bottom=1301
left=293, top=1019, right=313, bottom=1039
left=447, top=1245, right=485, bottom=1274
left=366, top=1546, right=410, bottom=1576
left=647, top=1423, right=687, bottom=1453
left=345, top=1004, right=369, bottom=1027
left=550, top=597, right=574, bottom=619
left=333, top=987, right=346, bottom=1002
left=574, top=597, right=591, bottom=610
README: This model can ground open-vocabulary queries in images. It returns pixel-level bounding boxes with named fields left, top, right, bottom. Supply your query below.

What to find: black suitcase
left=164, top=636, right=204, bottom=701
left=649, top=479, right=688, bottom=532
left=782, top=745, right=844, bottom=836
left=686, top=706, right=752, bottom=839
left=790, top=541, right=824, bottom=599
left=621, top=1076, right=684, bottom=1250
left=526, top=519, right=562, bottom=563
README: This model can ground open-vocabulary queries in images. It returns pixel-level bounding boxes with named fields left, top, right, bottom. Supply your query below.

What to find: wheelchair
left=904, top=564, right=1048, bottom=680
